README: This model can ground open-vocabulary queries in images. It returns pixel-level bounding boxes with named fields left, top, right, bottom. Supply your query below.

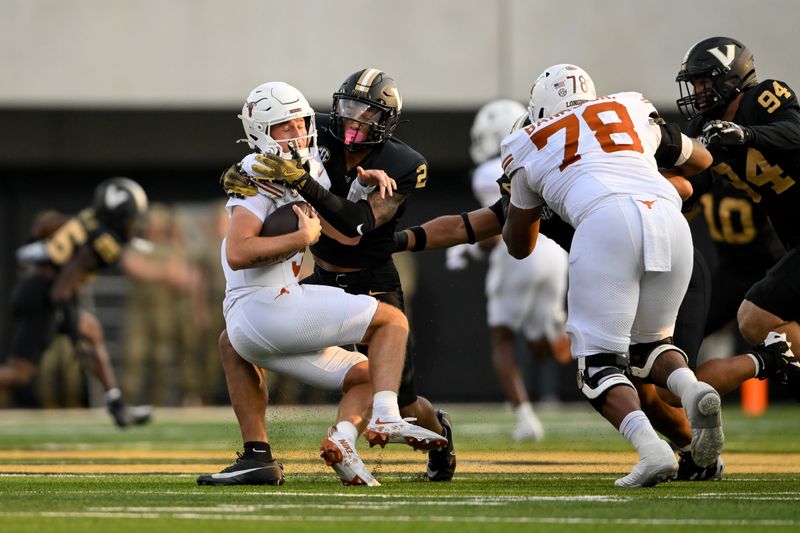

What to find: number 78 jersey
left=501, top=92, right=681, bottom=228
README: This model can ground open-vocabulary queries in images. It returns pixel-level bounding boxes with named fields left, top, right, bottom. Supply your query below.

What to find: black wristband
left=392, top=231, right=409, bottom=253
left=460, top=212, right=476, bottom=244
left=409, top=226, right=427, bottom=251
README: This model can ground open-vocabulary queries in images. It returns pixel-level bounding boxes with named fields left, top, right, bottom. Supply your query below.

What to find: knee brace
left=628, top=337, right=688, bottom=381
left=577, top=353, right=635, bottom=411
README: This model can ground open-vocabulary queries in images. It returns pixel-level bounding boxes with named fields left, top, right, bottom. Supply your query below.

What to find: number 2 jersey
left=311, top=114, right=428, bottom=269
left=501, top=92, right=681, bottom=226
left=688, top=79, right=800, bottom=250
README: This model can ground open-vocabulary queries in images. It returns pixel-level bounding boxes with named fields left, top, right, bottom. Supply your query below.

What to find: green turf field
left=1, top=402, right=799, bottom=532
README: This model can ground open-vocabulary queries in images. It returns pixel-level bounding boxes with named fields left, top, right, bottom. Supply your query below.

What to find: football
left=260, top=201, right=312, bottom=237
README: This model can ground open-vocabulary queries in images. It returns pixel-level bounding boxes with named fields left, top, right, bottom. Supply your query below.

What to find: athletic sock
left=372, top=390, right=401, bottom=420
left=666, top=367, right=698, bottom=401
left=105, top=388, right=122, bottom=403
left=619, top=410, right=662, bottom=456
left=333, top=421, right=359, bottom=444
left=243, top=441, right=273, bottom=461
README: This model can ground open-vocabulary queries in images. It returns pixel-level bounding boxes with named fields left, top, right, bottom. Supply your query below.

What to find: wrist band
left=460, top=212, right=476, bottom=244
left=409, top=226, right=427, bottom=251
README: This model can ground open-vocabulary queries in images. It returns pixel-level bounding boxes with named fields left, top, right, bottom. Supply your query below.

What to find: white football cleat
left=684, top=381, right=724, bottom=468
left=364, top=416, right=448, bottom=451
left=614, top=440, right=678, bottom=488
left=320, top=431, right=380, bottom=487
left=512, top=414, right=545, bottom=442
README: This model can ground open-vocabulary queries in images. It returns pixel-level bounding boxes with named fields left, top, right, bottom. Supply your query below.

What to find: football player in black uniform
left=1, top=177, right=153, bottom=428
left=222, top=69, right=455, bottom=482
left=676, top=36, right=800, bottom=398
left=694, top=180, right=785, bottom=337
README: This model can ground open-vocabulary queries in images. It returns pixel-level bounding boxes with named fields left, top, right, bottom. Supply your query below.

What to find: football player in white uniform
left=447, top=99, right=569, bottom=441
left=502, top=64, right=718, bottom=488
left=198, top=82, right=446, bottom=488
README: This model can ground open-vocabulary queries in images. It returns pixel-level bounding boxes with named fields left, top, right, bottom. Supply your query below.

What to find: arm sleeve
left=748, top=107, right=800, bottom=150
left=297, top=178, right=375, bottom=237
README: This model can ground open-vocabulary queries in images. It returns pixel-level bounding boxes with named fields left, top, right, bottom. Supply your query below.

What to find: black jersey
left=312, top=115, right=429, bottom=268
left=696, top=178, right=785, bottom=268
left=41, top=208, right=126, bottom=270
left=688, top=79, right=800, bottom=249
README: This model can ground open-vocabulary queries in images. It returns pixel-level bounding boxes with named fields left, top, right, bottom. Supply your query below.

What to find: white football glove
left=445, top=243, right=484, bottom=271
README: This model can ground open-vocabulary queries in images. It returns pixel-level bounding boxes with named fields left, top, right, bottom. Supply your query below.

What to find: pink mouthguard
left=344, top=128, right=367, bottom=145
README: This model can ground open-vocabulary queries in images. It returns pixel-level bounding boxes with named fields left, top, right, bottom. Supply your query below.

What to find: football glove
left=251, top=154, right=311, bottom=189
left=220, top=164, right=258, bottom=199
left=496, top=173, right=512, bottom=197
left=445, top=243, right=484, bottom=271
left=701, top=120, right=753, bottom=146
left=496, top=173, right=512, bottom=225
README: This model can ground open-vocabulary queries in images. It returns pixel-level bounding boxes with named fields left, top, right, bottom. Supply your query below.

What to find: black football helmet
left=330, top=68, right=402, bottom=151
left=676, top=36, right=757, bottom=120
left=92, top=177, right=149, bottom=238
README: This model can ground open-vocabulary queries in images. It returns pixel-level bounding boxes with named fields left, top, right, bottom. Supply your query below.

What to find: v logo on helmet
left=104, top=184, right=129, bottom=209
left=707, top=45, right=736, bottom=68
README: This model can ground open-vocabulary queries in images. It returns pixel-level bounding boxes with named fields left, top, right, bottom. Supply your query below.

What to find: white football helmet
left=528, top=64, right=597, bottom=122
left=469, top=99, right=527, bottom=164
left=239, top=81, right=317, bottom=161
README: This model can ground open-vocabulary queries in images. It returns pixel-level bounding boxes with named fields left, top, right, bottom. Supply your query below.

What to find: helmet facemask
left=333, top=96, right=389, bottom=150
left=676, top=67, right=731, bottom=120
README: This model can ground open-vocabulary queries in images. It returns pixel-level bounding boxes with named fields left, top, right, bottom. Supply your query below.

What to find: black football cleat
left=197, top=453, right=284, bottom=486
left=426, top=410, right=456, bottom=481
left=107, top=398, right=153, bottom=428
left=675, top=450, right=724, bottom=481
left=107, top=397, right=129, bottom=428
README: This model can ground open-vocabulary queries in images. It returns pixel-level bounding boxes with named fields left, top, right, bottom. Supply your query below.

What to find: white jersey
left=502, top=92, right=680, bottom=228
left=222, top=154, right=331, bottom=305
left=471, top=157, right=504, bottom=208
left=220, top=153, right=376, bottom=389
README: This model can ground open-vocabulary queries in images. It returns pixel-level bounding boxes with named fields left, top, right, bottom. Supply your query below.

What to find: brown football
left=260, top=201, right=312, bottom=237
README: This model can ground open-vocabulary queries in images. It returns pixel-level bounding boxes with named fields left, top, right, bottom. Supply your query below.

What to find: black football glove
left=220, top=164, right=258, bottom=199
left=701, top=120, right=753, bottom=146
left=496, top=173, right=512, bottom=224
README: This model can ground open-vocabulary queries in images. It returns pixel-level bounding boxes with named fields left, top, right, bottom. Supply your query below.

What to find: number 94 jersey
left=688, top=79, right=800, bottom=250
left=501, top=92, right=681, bottom=228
